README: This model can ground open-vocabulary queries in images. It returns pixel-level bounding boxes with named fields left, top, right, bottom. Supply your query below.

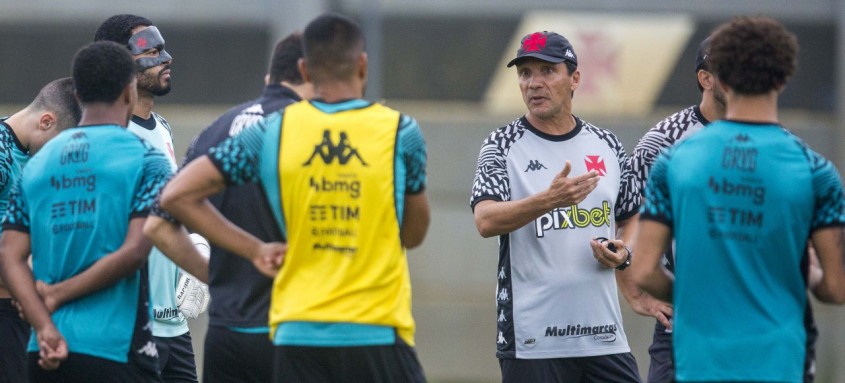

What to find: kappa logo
left=564, top=49, right=575, bottom=59
left=137, top=341, right=158, bottom=358
left=584, top=155, right=606, bottom=176
left=303, top=130, right=368, bottom=166
left=524, top=160, right=547, bottom=172
left=497, top=331, right=507, bottom=345
left=497, top=287, right=509, bottom=302
left=71, top=131, right=87, bottom=140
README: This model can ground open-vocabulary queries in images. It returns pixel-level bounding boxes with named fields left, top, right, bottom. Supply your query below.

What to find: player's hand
left=629, top=293, right=674, bottom=329
left=590, top=238, right=629, bottom=269
left=252, top=242, right=286, bottom=278
left=35, top=281, right=61, bottom=313
left=807, top=241, right=823, bottom=289
left=545, top=161, right=599, bottom=208
left=13, top=299, right=26, bottom=321
left=36, top=324, right=67, bottom=370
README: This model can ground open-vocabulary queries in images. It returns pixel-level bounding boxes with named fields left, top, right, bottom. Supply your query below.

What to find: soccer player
left=157, top=13, right=430, bottom=382
left=633, top=16, right=845, bottom=382
left=0, top=40, right=170, bottom=381
left=144, top=32, right=313, bottom=382
left=629, top=37, right=723, bottom=383
left=470, top=30, right=649, bottom=382
left=631, top=36, right=824, bottom=383
left=95, top=14, right=204, bottom=382
left=0, top=77, right=81, bottom=383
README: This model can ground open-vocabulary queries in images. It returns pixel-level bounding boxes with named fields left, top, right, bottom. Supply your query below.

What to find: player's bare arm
left=143, top=216, right=209, bottom=283
left=809, top=227, right=845, bottom=304
left=401, top=192, right=430, bottom=249
left=603, top=215, right=674, bottom=327
left=35, top=218, right=153, bottom=312
left=631, top=220, right=674, bottom=303
left=474, top=160, right=599, bottom=237
left=0, top=230, right=67, bottom=369
left=160, top=155, right=284, bottom=276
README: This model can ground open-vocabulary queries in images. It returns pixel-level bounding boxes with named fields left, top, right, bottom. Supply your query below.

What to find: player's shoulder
left=580, top=118, right=618, bottom=138
left=772, top=125, right=831, bottom=173
left=0, top=120, right=14, bottom=142
left=481, top=116, right=529, bottom=148
left=639, top=105, right=705, bottom=150
left=579, top=117, right=625, bottom=151
left=0, top=122, right=18, bottom=156
left=646, top=105, right=704, bottom=138
left=150, top=111, right=168, bottom=123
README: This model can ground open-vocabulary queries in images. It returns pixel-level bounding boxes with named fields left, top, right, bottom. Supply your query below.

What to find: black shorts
left=273, top=340, right=426, bottom=383
left=203, top=325, right=273, bottom=383
left=499, top=352, right=642, bottom=383
left=647, top=321, right=674, bottom=383
left=154, top=333, right=197, bottom=382
left=0, top=298, right=29, bottom=383
left=28, top=352, right=161, bottom=383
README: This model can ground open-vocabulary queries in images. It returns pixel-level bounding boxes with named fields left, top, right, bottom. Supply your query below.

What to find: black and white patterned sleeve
left=631, top=129, right=668, bottom=197
left=470, top=121, right=525, bottom=211
left=470, top=138, right=508, bottom=210
left=631, top=106, right=699, bottom=196
left=610, top=136, right=641, bottom=221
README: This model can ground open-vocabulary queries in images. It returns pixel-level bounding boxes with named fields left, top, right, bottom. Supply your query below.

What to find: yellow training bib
left=271, top=101, right=415, bottom=345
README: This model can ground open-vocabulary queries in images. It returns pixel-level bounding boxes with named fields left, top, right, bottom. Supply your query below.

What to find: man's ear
left=358, top=52, right=368, bottom=81
left=570, top=69, right=580, bottom=91
left=298, top=58, right=311, bottom=83
left=38, top=112, right=57, bottom=131
left=697, top=70, right=714, bottom=91
left=123, top=79, right=137, bottom=105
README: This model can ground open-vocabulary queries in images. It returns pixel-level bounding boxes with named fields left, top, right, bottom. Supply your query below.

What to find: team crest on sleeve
left=584, top=155, right=606, bottom=176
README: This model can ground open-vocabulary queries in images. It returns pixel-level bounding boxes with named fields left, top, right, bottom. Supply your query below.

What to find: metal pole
left=361, top=0, right=384, bottom=101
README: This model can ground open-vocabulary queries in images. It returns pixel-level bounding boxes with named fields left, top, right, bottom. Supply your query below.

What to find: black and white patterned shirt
left=630, top=104, right=709, bottom=273
left=631, top=105, right=709, bottom=196
left=470, top=115, right=640, bottom=359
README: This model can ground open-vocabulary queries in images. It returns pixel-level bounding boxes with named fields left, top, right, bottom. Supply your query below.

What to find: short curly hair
left=72, top=41, right=136, bottom=104
left=708, top=16, right=798, bottom=95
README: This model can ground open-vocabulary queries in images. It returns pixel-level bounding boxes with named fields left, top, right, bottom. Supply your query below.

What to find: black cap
left=694, top=37, right=711, bottom=72
left=507, top=31, right=578, bottom=68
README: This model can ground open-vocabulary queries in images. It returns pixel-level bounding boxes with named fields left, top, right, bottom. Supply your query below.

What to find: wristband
left=615, top=246, right=632, bottom=271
